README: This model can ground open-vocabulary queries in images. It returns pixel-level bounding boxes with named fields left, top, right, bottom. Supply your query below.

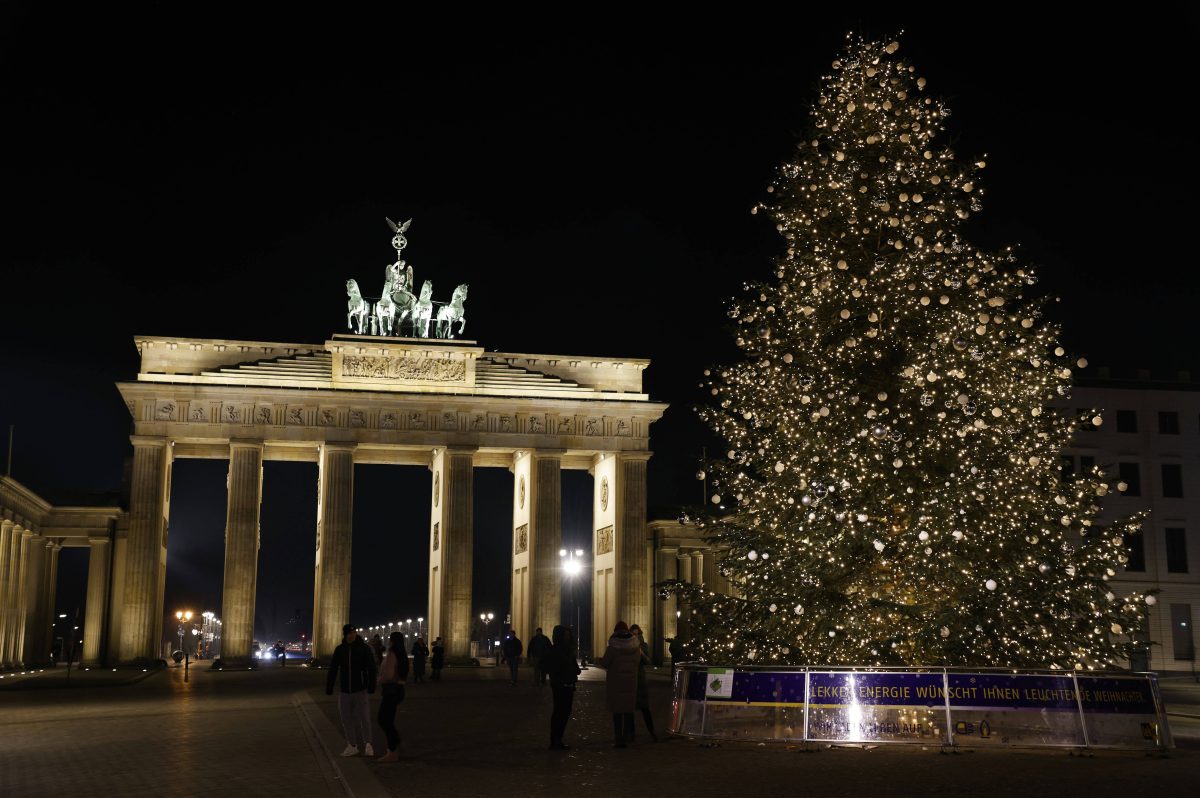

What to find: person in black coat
left=501, top=631, right=523, bottom=686
left=411, top=637, right=429, bottom=683
left=325, top=624, right=378, bottom=757
left=545, top=625, right=581, bottom=749
left=527, top=627, right=551, bottom=685
left=430, top=637, right=446, bottom=681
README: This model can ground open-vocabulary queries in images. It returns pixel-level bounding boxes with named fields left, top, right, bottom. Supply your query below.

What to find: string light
left=668, top=34, right=1149, bottom=671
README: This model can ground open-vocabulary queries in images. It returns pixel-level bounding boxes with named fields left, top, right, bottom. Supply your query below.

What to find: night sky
left=3, top=6, right=1196, bottom=645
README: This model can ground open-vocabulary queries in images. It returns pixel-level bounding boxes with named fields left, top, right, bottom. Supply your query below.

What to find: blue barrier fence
left=671, top=665, right=1171, bottom=750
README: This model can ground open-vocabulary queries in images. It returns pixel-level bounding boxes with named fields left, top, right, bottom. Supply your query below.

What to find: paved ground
left=1, top=662, right=1197, bottom=798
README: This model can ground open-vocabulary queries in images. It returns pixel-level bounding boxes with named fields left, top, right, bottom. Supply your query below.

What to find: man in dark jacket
left=527, top=627, right=551, bottom=685
left=325, top=624, right=378, bottom=757
left=545, top=625, right=582, bottom=749
left=501, top=630, right=523, bottom=686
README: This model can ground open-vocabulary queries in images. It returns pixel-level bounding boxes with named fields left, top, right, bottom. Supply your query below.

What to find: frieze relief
left=320, top=409, right=337, bottom=426
left=515, top=523, right=528, bottom=554
left=528, top=415, right=545, bottom=434
left=156, top=402, right=177, bottom=421
left=349, top=409, right=366, bottom=427
left=442, top=411, right=458, bottom=430
left=255, top=406, right=273, bottom=425
left=380, top=412, right=397, bottom=429
left=190, top=406, right=208, bottom=422
left=223, top=405, right=241, bottom=424
left=596, top=524, right=614, bottom=555
left=288, top=407, right=306, bottom=426
left=499, top=415, right=513, bottom=433
left=342, top=354, right=466, bottom=382
left=585, top=417, right=601, bottom=436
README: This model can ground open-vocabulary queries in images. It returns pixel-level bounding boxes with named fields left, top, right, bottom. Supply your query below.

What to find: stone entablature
left=133, top=335, right=651, bottom=398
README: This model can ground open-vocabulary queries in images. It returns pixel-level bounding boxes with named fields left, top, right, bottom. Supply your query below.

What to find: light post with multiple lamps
left=175, top=610, right=194, bottom=676
left=479, top=612, right=495, bottom=658
left=559, top=548, right=586, bottom=666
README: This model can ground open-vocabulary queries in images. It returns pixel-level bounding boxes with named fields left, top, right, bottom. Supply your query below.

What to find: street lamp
left=175, top=610, right=194, bottom=675
left=417, top=617, right=424, bottom=639
left=559, top=548, right=586, bottom=666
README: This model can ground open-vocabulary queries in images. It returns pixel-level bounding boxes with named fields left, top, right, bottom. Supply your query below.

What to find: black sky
left=3, top=5, right=1196, bottom=643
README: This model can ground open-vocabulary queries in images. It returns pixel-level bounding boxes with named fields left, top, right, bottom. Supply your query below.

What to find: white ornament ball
left=711, top=494, right=722, bottom=505
left=774, top=461, right=786, bottom=473
left=769, top=603, right=778, bottom=612
left=940, top=626, right=950, bottom=638
left=952, top=530, right=964, bottom=541
left=747, top=550, right=758, bottom=561
left=1145, top=595, right=1157, bottom=606
left=783, top=353, right=794, bottom=364
left=918, top=530, right=929, bottom=542
left=985, top=579, right=997, bottom=591
left=794, top=604, right=805, bottom=615
left=873, top=540, right=885, bottom=552
left=696, top=470, right=706, bottom=481
left=1111, top=623, right=1123, bottom=635
left=893, top=458, right=904, bottom=468
left=1038, top=563, right=1049, bottom=574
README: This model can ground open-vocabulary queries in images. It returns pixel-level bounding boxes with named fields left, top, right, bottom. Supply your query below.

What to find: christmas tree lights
left=671, top=34, right=1150, bottom=670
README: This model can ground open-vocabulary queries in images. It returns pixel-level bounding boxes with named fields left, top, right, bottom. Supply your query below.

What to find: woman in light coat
left=597, top=620, right=647, bottom=747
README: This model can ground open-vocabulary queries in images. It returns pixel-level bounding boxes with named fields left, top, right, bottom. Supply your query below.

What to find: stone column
left=17, top=531, right=43, bottom=666
left=690, top=550, right=705, bottom=586
left=6, top=528, right=31, bottom=666
left=676, top=551, right=692, bottom=643
left=312, top=443, right=355, bottom=662
left=42, top=541, right=61, bottom=666
left=219, top=441, right=264, bottom=667
left=656, top=546, right=679, bottom=666
left=82, top=537, right=112, bottom=667
left=428, top=449, right=445, bottom=656
left=119, top=436, right=173, bottom=664
left=529, top=451, right=562, bottom=637
left=441, top=448, right=475, bottom=660
left=615, top=453, right=651, bottom=634
left=106, top=519, right=128, bottom=666
left=0, top=520, right=13, bottom=667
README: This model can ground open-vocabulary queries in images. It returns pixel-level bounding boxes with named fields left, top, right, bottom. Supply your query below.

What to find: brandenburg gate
left=113, top=331, right=666, bottom=665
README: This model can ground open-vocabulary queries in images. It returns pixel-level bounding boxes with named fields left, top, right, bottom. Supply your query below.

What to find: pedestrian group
left=326, top=618, right=661, bottom=762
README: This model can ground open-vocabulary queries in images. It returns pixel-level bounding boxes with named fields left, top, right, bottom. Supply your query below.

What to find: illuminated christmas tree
left=678, top=35, right=1152, bottom=669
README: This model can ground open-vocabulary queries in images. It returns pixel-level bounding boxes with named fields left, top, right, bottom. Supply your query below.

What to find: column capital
left=530, top=449, right=566, bottom=461
left=617, top=450, right=654, bottom=464
left=0, top=518, right=13, bottom=531
left=229, top=439, right=265, bottom=452
left=319, top=441, right=357, bottom=453
left=87, top=536, right=112, bottom=547
left=129, top=435, right=169, bottom=449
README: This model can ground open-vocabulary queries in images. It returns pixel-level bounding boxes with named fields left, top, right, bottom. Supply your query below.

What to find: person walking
left=528, top=627, right=551, bottom=686
left=597, top=621, right=646, bottom=748
left=369, top=633, right=385, bottom=666
left=411, top=637, right=428, bottom=683
left=629, top=624, right=658, bottom=741
left=376, top=631, right=409, bottom=762
left=325, top=624, right=378, bottom=757
left=430, top=637, right=445, bottom=681
left=501, top=630, right=523, bottom=686
left=545, top=625, right=581, bottom=749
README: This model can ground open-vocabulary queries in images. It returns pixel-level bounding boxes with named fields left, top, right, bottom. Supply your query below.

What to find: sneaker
left=340, top=744, right=359, bottom=757
left=378, top=749, right=400, bottom=762
left=364, top=743, right=375, bottom=757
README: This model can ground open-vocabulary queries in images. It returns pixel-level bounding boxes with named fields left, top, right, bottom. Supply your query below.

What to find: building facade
left=1063, top=371, right=1200, bottom=673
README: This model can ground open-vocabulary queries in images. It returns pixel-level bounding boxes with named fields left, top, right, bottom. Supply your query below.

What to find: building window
left=1116, top=410, right=1138, bottom=433
left=1166, top=528, right=1188, bottom=573
left=1159, top=411, right=1180, bottom=435
left=1118, top=462, right=1141, bottom=496
left=1059, top=456, right=1074, bottom=483
left=1162, top=464, right=1184, bottom=498
left=1170, top=604, right=1195, bottom=661
left=1125, top=531, right=1146, bottom=572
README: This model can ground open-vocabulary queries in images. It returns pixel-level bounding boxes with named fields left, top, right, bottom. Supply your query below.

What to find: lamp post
left=175, top=610, right=194, bottom=676
left=417, top=617, right=424, bottom=640
left=559, top=548, right=586, bottom=666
